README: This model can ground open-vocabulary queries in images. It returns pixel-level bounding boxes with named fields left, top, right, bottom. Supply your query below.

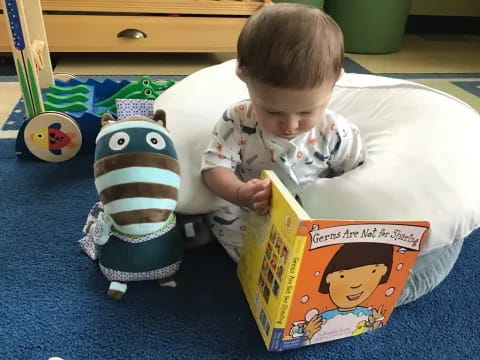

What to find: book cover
left=237, top=170, right=429, bottom=351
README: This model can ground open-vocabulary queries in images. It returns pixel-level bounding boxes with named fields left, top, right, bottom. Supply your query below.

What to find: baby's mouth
left=347, top=292, right=363, bottom=301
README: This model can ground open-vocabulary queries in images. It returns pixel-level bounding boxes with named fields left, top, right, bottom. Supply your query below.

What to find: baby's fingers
left=252, top=177, right=270, bottom=191
left=252, top=187, right=271, bottom=202
left=252, top=200, right=270, bottom=215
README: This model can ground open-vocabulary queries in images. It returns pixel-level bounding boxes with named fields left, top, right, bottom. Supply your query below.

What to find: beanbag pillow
left=154, top=59, right=480, bottom=253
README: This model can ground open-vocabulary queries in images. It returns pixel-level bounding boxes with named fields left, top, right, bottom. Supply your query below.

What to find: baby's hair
left=318, top=243, right=394, bottom=294
left=237, top=3, right=344, bottom=89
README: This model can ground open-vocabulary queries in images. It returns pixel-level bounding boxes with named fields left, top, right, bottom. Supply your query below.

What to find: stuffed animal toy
left=80, top=109, right=183, bottom=300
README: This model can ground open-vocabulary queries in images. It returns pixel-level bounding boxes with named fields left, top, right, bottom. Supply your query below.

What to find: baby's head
left=237, top=3, right=344, bottom=140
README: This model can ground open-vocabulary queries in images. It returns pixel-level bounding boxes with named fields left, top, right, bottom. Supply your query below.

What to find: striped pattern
left=99, top=183, right=178, bottom=205
left=95, top=167, right=180, bottom=194
left=93, top=122, right=181, bottom=236
left=94, top=152, right=180, bottom=177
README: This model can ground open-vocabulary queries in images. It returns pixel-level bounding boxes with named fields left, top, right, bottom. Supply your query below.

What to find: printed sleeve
left=201, top=103, right=243, bottom=172
left=327, top=113, right=364, bottom=174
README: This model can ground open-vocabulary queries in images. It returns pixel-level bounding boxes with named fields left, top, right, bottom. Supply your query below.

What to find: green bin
left=273, top=0, right=324, bottom=9
left=325, top=0, right=410, bottom=54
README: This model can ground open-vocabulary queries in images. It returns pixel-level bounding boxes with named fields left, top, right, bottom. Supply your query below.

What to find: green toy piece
left=46, top=92, right=90, bottom=103
left=94, top=76, right=174, bottom=108
left=41, top=76, right=176, bottom=115
left=44, top=101, right=89, bottom=112
left=48, top=84, right=90, bottom=95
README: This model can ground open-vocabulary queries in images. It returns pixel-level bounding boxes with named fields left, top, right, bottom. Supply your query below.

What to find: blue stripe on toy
left=104, top=198, right=177, bottom=214
left=95, top=167, right=180, bottom=193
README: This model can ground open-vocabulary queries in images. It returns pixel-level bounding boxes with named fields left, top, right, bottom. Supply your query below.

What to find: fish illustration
left=314, top=151, right=330, bottom=162
left=213, top=216, right=239, bottom=226
left=242, top=125, right=257, bottom=135
left=30, top=122, right=77, bottom=155
left=222, top=109, right=233, bottom=122
left=304, top=156, right=314, bottom=165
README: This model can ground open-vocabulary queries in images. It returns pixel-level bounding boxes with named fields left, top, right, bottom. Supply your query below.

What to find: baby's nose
left=282, top=117, right=299, bottom=131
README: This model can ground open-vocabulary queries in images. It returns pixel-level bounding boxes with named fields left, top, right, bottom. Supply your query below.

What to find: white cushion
left=154, top=59, right=480, bottom=252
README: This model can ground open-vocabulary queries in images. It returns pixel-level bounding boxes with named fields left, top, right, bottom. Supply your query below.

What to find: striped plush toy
left=81, top=110, right=183, bottom=300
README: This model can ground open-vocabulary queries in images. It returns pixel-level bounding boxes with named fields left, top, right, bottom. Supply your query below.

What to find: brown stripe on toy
left=99, top=182, right=179, bottom=205
left=111, top=208, right=172, bottom=225
left=94, top=152, right=180, bottom=177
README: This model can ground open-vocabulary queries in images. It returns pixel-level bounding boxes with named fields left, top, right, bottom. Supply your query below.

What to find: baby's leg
left=209, top=224, right=244, bottom=263
left=206, top=205, right=250, bottom=263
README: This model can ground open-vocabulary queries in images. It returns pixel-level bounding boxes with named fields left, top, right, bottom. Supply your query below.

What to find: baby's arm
left=203, top=167, right=271, bottom=215
left=328, top=113, right=364, bottom=173
left=201, top=102, right=271, bottom=215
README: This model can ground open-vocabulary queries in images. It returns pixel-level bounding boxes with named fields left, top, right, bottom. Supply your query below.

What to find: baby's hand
left=237, top=178, right=271, bottom=215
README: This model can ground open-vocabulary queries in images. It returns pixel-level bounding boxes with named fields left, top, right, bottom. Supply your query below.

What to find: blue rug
left=0, top=59, right=479, bottom=358
left=1, top=133, right=479, bottom=360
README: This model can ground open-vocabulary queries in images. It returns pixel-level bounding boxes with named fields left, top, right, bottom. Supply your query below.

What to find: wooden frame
left=40, top=0, right=267, bottom=16
left=1, top=0, right=53, bottom=118
left=1, top=0, right=271, bottom=52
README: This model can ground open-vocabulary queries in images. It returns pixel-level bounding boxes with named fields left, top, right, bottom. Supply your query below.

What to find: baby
left=201, top=3, right=364, bottom=262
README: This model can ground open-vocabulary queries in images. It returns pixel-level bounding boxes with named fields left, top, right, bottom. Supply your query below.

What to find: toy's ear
left=153, top=109, right=166, bottom=127
left=101, top=113, right=116, bottom=127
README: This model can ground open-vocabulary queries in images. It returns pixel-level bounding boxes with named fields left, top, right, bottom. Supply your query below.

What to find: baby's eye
left=299, top=111, right=312, bottom=115
left=266, top=110, right=281, bottom=115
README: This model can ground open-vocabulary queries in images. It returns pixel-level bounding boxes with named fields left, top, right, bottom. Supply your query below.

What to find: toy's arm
left=87, top=211, right=111, bottom=245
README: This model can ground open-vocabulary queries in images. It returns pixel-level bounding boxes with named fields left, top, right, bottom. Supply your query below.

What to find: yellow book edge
left=238, top=170, right=312, bottom=349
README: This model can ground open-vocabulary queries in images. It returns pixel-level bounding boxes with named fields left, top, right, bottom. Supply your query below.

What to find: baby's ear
left=153, top=109, right=166, bottom=127
left=236, top=67, right=246, bottom=82
left=101, top=113, right=116, bottom=127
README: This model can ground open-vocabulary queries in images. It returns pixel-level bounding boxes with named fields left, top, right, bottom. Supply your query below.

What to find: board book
left=237, top=170, right=430, bottom=351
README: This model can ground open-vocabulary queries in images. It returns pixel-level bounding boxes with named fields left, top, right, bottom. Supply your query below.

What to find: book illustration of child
left=201, top=4, right=364, bottom=263
left=300, top=243, right=393, bottom=344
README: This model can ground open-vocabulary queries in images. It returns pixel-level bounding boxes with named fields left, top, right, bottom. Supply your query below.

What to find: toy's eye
left=145, top=89, right=152, bottom=96
left=146, top=132, right=165, bottom=150
left=36, top=133, right=44, bottom=139
left=109, top=131, right=130, bottom=151
left=143, top=79, right=150, bottom=86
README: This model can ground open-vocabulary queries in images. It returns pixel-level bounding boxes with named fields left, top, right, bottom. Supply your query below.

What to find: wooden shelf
left=45, top=14, right=247, bottom=52
left=0, top=0, right=266, bottom=53
left=41, top=0, right=265, bottom=16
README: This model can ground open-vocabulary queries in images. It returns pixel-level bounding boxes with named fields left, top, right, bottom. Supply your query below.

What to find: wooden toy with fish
left=2, top=0, right=175, bottom=162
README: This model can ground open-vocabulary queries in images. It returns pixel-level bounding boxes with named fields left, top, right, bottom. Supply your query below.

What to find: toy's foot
left=157, top=276, right=177, bottom=288
left=107, top=281, right=127, bottom=300
left=177, top=214, right=215, bottom=249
